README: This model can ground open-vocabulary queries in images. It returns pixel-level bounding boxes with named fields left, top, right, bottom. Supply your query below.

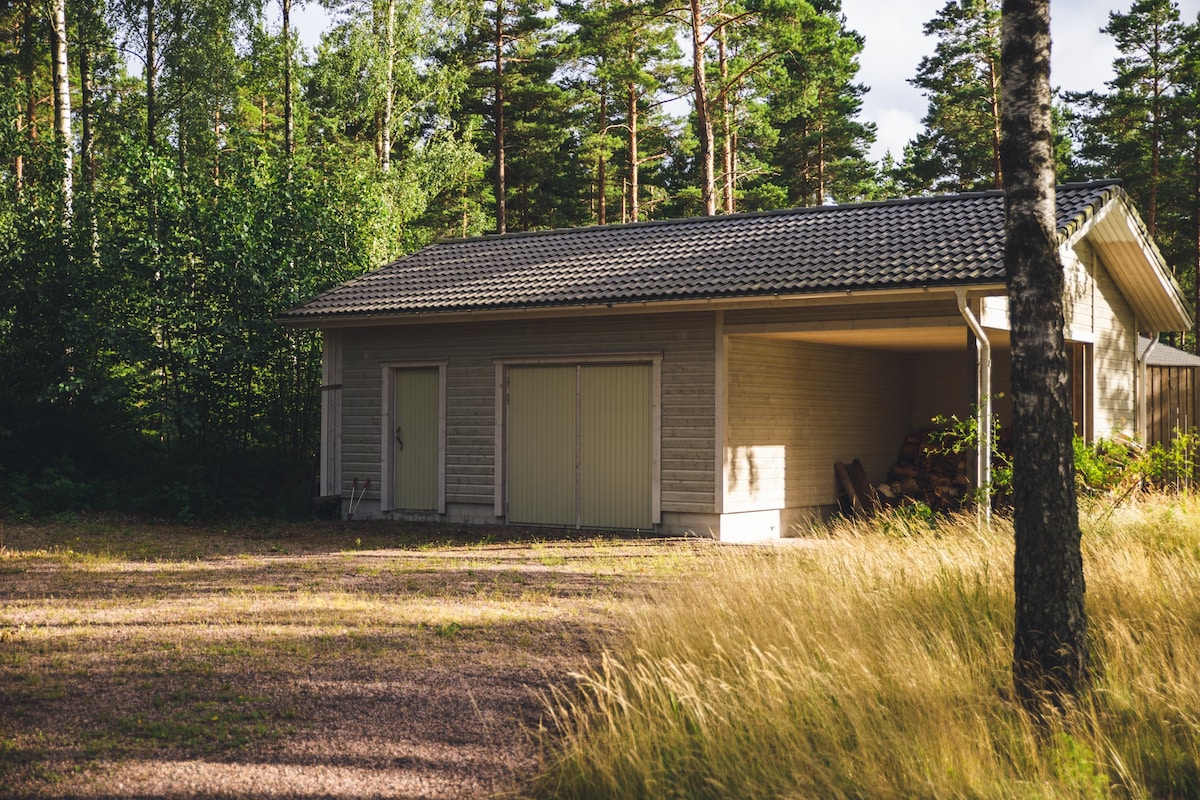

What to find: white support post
left=956, top=288, right=992, bottom=527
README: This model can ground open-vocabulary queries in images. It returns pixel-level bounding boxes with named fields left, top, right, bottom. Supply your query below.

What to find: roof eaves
left=276, top=278, right=1009, bottom=328
left=1055, top=180, right=1123, bottom=244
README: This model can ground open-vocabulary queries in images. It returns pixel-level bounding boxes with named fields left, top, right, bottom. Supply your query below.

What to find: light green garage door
left=507, top=364, right=653, bottom=529
left=394, top=367, right=440, bottom=511
left=507, top=366, right=577, bottom=525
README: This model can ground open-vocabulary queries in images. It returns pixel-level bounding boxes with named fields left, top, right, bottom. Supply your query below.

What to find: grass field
left=3, top=501, right=1199, bottom=798
left=535, top=498, right=1200, bottom=799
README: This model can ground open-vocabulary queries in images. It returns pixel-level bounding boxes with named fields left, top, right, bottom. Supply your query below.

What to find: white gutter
left=280, top=284, right=1011, bottom=330
left=956, top=288, right=992, bottom=526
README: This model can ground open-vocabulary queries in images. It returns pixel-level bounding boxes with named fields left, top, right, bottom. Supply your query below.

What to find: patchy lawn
left=0, top=518, right=711, bottom=798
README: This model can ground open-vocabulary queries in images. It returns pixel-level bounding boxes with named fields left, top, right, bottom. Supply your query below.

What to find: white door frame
left=493, top=353, right=662, bottom=524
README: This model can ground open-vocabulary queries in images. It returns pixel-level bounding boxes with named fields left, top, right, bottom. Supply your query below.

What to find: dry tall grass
left=536, top=497, right=1200, bottom=799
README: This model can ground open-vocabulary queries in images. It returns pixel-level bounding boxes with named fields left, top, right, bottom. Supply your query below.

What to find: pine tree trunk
left=494, top=1, right=507, bottom=234
left=282, top=0, right=294, bottom=159
left=988, top=55, right=1003, bottom=188
left=718, top=20, right=734, bottom=214
left=598, top=88, right=607, bottom=225
left=1000, top=0, right=1088, bottom=714
left=689, top=0, right=715, bottom=216
left=16, top=0, right=35, bottom=191
left=816, top=123, right=825, bottom=205
left=627, top=83, right=638, bottom=222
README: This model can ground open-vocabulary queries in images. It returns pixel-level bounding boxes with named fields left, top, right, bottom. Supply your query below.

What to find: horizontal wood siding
left=990, top=348, right=1014, bottom=427
left=1059, top=241, right=1138, bottom=436
left=1091, top=252, right=1138, bottom=435
left=337, top=312, right=715, bottom=513
left=1063, top=241, right=1095, bottom=337
left=911, top=350, right=972, bottom=431
left=725, top=337, right=912, bottom=511
left=911, top=347, right=1013, bottom=431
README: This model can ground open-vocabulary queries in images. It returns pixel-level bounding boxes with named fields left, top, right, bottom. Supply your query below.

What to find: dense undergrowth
left=535, top=495, right=1200, bottom=799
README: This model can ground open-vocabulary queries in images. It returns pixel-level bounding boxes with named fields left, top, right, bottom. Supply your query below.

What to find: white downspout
left=1138, top=331, right=1158, bottom=443
left=956, top=288, right=992, bottom=525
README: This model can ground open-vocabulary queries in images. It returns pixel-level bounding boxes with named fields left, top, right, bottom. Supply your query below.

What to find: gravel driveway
left=0, top=521, right=706, bottom=799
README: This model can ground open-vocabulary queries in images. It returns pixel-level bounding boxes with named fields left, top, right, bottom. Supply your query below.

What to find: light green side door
left=507, top=366, right=577, bottom=525
left=394, top=367, right=440, bottom=511
left=581, top=365, right=652, bottom=529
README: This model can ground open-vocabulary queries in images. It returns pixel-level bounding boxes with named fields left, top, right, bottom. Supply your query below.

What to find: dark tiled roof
left=281, top=180, right=1123, bottom=322
left=1138, top=336, right=1200, bottom=367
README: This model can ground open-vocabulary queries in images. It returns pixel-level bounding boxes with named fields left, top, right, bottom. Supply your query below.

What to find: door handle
left=396, top=425, right=404, bottom=449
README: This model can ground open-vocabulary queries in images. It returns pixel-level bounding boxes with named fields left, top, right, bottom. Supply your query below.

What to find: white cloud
left=873, top=108, right=923, bottom=162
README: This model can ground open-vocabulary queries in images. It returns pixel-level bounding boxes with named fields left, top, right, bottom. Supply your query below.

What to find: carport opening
left=723, top=321, right=1013, bottom=520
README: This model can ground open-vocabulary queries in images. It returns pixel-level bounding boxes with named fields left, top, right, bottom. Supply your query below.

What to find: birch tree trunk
left=50, top=0, right=73, bottom=217
left=80, top=27, right=100, bottom=265
left=1193, top=141, right=1199, bottom=352
left=146, top=0, right=157, bottom=151
left=380, top=0, right=395, bottom=173
left=1000, top=0, right=1088, bottom=714
left=80, top=36, right=95, bottom=187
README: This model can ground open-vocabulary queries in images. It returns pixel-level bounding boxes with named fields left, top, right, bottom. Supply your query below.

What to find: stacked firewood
left=876, top=430, right=973, bottom=512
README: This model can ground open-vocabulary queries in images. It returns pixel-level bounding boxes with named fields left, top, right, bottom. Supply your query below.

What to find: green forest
left=1, top=0, right=1198, bottom=518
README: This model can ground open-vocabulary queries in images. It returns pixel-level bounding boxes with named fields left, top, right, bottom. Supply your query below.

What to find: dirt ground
left=0, top=519, right=709, bottom=799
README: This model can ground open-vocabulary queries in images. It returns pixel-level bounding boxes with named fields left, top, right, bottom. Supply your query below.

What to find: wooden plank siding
left=908, top=347, right=1014, bottom=431
left=1063, top=241, right=1138, bottom=436
left=724, top=336, right=913, bottom=511
left=337, top=312, right=716, bottom=514
left=1093, top=262, right=1138, bottom=437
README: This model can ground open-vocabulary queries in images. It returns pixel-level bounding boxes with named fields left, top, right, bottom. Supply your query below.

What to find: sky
left=843, top=0, right=1200, bottom=160
left=289, top=0, right=1200, bottom=164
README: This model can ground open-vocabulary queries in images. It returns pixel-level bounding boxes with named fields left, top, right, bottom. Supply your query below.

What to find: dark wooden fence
left=1145, top=365, right=1200, bottom=488
left=1146, top=366, right=1200, bottom=448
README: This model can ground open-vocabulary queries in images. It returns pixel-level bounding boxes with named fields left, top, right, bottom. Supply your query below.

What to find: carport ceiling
left=758, top=325, right=1011, bottom=353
